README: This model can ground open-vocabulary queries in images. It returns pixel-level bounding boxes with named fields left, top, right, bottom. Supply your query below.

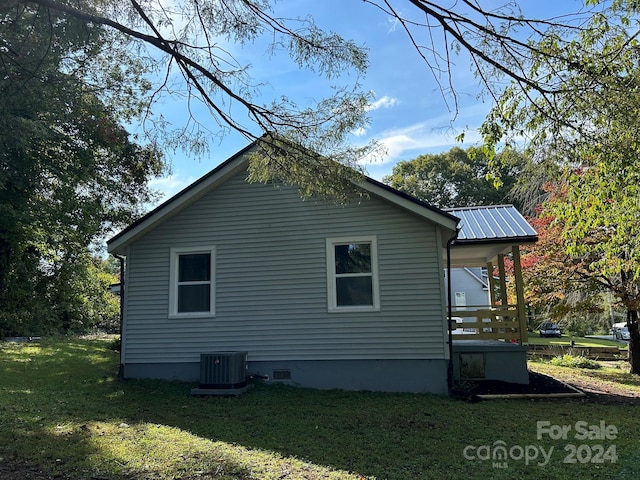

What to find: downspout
left=114, top=253, right=125, bottom=378
left=446, top=228, right=460, bottom=392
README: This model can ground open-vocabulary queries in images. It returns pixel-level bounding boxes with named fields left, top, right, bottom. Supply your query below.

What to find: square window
left=170, top=247, right=215, bottom=317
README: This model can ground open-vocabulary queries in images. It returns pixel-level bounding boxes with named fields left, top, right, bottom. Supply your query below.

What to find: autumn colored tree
left=481, top=0, right=640, bottom=372
left=510, top=195, right=615, bottom=336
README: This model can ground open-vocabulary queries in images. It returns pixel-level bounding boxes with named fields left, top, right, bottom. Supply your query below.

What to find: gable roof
left=445, top=205, right=538, bottom=245
left=107, top=140, right=460, bottom=254
left=462, top=267, right=489, bottom=289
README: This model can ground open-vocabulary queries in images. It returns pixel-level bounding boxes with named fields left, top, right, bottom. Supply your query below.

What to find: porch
left=449, top=245, right=528, bottom=344
left=445, top=205, right=537, bottom=385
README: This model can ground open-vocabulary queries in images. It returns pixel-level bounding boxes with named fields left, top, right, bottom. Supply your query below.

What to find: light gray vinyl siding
left=123, top=169, right=447, bottom=363
left=445, top=267, right=491, bottom=308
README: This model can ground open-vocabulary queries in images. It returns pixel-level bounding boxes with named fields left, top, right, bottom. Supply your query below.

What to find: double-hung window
left=326, top=236, right=379, bottom=312
left=169, top=247, right=215, bottom=317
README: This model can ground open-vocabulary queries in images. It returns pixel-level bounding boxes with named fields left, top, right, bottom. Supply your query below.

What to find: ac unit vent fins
left=199, top=351, right=247, bottom=389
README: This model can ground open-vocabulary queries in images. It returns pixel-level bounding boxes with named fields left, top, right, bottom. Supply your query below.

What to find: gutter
left=446, top=228, right=460, bottom=392
left=113, top=253, right=125, bottom=378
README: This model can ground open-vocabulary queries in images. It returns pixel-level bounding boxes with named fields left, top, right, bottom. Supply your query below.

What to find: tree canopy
left=478, top=0, right=640, bottom=372
left=9, top=1, right=626, bottom=194
left=0, top=2, right=164, bottom=335
left=481, top=0, right=640, bottom=156
left=382, top=147, right=529, bottom=210
left=9, top=0, right=377, bottom=199
left=365, top=1, right=620, bottom=118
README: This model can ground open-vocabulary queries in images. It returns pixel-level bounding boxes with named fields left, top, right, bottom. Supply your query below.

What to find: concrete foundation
left=452, top=340, right=529, bottom=384
left=123, top=358, right=449, bottom=394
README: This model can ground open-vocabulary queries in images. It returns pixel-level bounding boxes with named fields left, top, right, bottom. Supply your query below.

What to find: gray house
left=446, top=267, right=491, bottom=310
left=108, top=142, right=463, bottom=394
left=108, top=142, right=537, bottom=394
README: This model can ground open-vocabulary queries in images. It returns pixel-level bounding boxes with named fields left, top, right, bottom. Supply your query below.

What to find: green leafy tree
left=13, top=0, right=376, bottom=199
left=547, top=165, right=640, bottom=370
left=0, top=3, right=163, bottom=335
left=12, top=1, right=625, bottom=196
left=46, top=253, right=121, bottom=334
left=479, top=0, right=640, bottom=372
left=382, top=147, right=528, bottom=210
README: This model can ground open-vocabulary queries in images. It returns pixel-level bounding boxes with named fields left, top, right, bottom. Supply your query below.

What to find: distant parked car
left=613, top=322, right=630, bottom=341
left=450, top=317, right=478, bottom=335
left=450, top=317, right=464, bottom=335
left=538, top=322, right=562, bottom=338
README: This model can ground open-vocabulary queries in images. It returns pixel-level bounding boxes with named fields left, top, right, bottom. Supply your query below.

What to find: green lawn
left=530, top=360, right=640, bottom=395
left=1, top=337, right=640, bottom=480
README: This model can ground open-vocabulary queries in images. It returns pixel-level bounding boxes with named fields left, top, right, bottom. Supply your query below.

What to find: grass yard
left=529, top=359, right=640, bottom=396
left=2, top=337, right=640, bottom=480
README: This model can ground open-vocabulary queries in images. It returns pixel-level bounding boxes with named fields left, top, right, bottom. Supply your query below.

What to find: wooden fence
left=527, top=344, right=626, bottom=361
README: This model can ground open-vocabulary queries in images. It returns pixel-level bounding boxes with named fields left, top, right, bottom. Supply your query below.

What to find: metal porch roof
left=445, top=205, right=537, bottom=244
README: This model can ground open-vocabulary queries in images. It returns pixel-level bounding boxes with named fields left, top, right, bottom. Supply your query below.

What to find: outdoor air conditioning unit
left=190, top=351, right=248, bottom=396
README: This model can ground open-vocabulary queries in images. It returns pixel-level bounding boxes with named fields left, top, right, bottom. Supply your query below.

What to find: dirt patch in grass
left=454, top=368, right=640, bottom=406
left=532, top=362, right=640, bottom=406
left=452, top=371, right=578, bottom=400
left=0, top=458, right=54, bottom=480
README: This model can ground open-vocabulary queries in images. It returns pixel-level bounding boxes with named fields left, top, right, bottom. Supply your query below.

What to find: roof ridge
left=444, top=204, right=514, bottom=212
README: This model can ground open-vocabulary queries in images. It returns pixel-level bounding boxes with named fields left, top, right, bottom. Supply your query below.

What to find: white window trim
left=169, top=246, right=216, bottom=318
left=326, top=236, right=380, bottom=313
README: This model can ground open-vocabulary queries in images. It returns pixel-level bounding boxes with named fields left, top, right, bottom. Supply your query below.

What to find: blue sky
left=147, top=0, right=586, bottom=206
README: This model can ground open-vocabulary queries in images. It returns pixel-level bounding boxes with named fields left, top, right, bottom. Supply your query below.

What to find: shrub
left=550, top=354, right=602, bottom=369
left=0, top=252, right=120, bottom=337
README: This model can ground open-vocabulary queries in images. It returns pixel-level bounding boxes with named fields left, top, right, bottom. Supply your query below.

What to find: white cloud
left=367, top=95, right=399, bottom=111
left=354, top=96, right=400, bottom=137
left=386, top=17, right=400, bottom=33
left=359, top=100, right=493, bottom=166
left=352, top=127, right=368, bottom=137
left=361, top=121, right=482, bottom=166
left=148, top=174, right=197, bottom=206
